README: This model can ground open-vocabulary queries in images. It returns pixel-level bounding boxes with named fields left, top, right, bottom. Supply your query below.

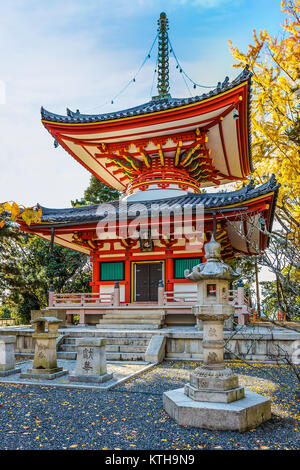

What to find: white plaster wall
left=173, top=282, right=197, bottom=302
left=99, top=284, right=125, bottom=302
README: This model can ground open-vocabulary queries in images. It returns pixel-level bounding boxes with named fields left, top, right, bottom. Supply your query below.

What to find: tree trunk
left=255, top=258, right=261, bottom=318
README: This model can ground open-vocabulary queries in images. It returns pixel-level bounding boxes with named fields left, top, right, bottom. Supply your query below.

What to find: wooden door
left=134, top=262, right=163, bottom=301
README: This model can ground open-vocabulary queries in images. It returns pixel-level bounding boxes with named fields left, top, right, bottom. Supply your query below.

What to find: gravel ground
left=0, top=360, right=299, bottom=450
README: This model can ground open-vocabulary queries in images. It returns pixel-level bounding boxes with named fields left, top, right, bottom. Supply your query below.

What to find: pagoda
left=19, top=13, right=279, bottom=325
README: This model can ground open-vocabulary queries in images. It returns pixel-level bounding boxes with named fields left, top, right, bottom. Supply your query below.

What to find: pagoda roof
left=41, top=67, right=251, bottom=124
left=21, top=176, right=279, bottom=257
left=40, top=67, right=253, bottom=191
left=37, top=175, right=278, bottom=225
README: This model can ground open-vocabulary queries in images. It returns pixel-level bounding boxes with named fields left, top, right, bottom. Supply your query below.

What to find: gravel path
left=0, top=360, right=299, bottom=450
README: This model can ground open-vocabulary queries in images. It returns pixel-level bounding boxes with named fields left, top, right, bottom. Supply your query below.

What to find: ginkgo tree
left=229, top=0, right=300, bottom=240
left=0, top=202, right=42, bottom=228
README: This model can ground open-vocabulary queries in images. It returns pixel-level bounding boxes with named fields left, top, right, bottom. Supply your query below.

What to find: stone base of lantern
left=163, top=387, right=271, bottom=432
left=184, top=383, right=245, bottom=403
left=20, top=367, right=68, bottom=380
left=68, top=372, right=113, bottom=384
left=0, top=367, right=21, bottom=377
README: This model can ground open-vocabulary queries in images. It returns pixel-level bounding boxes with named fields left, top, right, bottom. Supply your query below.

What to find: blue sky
left=0, top=0, right=284, bottom=208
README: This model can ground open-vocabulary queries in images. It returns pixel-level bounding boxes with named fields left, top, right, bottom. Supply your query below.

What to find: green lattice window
left=100, top=261, right=124, bottom=281
left=174, top=258, right=202, bottom=279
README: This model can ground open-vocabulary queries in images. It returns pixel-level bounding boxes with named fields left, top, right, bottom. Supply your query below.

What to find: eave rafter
left=90, top=126, right=219, bottom=190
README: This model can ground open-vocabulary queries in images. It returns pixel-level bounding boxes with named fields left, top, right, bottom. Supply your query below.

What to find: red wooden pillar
left=124, top=258, right=131, bottom=303
left=92, top=260, right=100, bottom=293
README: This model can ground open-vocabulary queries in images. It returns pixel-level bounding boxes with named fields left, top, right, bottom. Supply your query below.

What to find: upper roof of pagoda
left=41, top=67, right=253, bottom=193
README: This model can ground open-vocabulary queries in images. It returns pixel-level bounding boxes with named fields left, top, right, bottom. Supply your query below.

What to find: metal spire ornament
left=153, top=12, right=171, bottom=100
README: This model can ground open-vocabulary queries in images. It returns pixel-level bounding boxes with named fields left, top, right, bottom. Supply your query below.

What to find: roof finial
left=156, top=12, right=170, bottom=99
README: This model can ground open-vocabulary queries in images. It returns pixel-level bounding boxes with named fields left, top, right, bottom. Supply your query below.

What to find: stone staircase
left=57, top=331, right=153, bottom=362
left=96, top=309, right=165, bottom=329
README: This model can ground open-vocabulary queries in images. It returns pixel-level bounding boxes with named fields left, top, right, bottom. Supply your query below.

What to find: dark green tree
left=0, top=224, right=91, bottom=324
left=71, top=175, right=120, bottom=206
left=0, top=178, right=119, bottom=324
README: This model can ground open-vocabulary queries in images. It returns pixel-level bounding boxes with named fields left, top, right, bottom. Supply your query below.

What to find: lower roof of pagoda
left=40, top=67, right=253, bottom=192
left=21, top=176, right=279, bottom=257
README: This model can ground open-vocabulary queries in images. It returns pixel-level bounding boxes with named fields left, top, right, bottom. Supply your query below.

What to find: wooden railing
left=49, top=292, right=114, bottom=307
left=0, top=318, right=15, bottom=326
left=228, top=289, right=250, bottom=307
left=48, top=286, right=250, bottom=311
left=162, top=288, right=250, bottom=307
left=162, top=291, right=197, bottom=305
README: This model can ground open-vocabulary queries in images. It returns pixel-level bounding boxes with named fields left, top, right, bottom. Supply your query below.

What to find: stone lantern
left=184, top=235, right=242, bottom=402
left=21, top=316, right=68, bottom=380
left=163, top=236, right=271, bottom=432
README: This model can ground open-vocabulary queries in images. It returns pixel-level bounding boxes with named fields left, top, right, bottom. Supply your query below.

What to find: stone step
left=57, top=350, right=145, bottom=361
left=106, top=352, right=145, bottom=361
left=57, top=351, right=77, bottom=360
left=65, top=331, right=153, bottom=338
left=99, top=318, right=163, bottom=325
left=106, top=345, right=147, bottom=353
left=105, top=309, right=165, bottom=315
left=105, top=338, right=149, bottom=346
left=97, top=323, right=161, bottom=330
left=59, top=344, right=77, bottom=352
left=63, top=337, right=149, bottom=346
left=103, top=313, right=164, bottom=320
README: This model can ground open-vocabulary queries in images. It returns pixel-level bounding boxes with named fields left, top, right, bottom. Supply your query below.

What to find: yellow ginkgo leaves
left=0, top=201, right=42, bottom=228
left=229, top=0, right=300, bottom=242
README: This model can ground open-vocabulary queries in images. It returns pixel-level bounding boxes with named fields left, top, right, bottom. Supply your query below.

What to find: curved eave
left=41, top=68, right=251, bottom=125
left=19, top=177, right=279, bottom=255
left=41, top=68, right=253, bottom=191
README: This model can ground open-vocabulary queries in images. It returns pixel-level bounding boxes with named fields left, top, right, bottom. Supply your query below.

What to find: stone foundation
left=163, top=388, right=271, bottom=432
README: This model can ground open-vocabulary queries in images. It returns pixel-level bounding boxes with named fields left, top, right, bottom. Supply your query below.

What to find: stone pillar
left=79, top=309, right=86, bottom=325
left=157, top=280, right=164, bottom=306
left=238, top=305, right=250, bottom=325
left=113, top=281, right=120, bottom=307
left=237, top=280, right=245, bottom=306
left=0, top=336, right=21, bottom=376
left=48, top=285, right=55, bottom=308
left=69, top=338, right=113, bottom=384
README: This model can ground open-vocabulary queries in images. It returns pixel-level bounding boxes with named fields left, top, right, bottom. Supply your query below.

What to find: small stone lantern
left=21, top=316, right=68, bottom=380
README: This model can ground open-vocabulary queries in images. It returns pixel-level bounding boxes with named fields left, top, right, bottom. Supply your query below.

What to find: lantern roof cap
left=185, top=235, right=241, bottom=281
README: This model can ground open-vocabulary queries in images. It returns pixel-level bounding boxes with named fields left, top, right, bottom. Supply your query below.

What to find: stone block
left=21, top=368, right=68, bottom=380
left=68, top=337, right=112, bottom=384
left=0, top=336, right=16, bottom=372
left=189, top=372, right=239, bottom=391
left=68, top=373, right=113, bottom=384
left=0, top=368, right=21, bottom=377
left=184, top=383, right=245, bottom=403
left=145, top=335, right=166, bottom=364
left=163, top=387, right=271, bottom=432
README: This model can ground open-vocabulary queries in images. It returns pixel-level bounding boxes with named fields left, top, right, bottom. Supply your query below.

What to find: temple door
left=134, top=262, right=163, bottom=301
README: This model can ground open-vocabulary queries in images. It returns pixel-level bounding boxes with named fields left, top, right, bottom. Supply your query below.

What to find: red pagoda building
left=20, top=13, right=279, bottom=327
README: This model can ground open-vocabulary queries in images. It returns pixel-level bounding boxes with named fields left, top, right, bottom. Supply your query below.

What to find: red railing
left=49, top=292, right=114, bottom=307
left=163, top=291, right=197, bottom=304
left=228, top=289, right=250, bottom=307
left=49, top=287, right=250, bottom=310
